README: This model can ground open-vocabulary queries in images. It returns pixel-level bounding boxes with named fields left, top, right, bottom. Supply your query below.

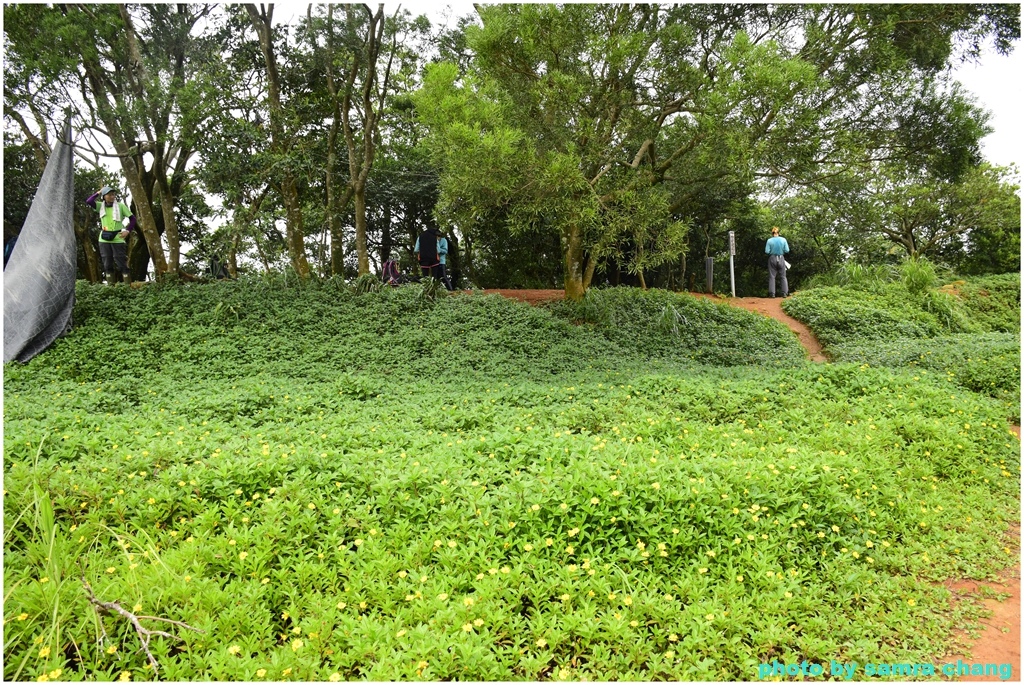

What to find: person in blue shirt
left=765, top=226, right=790, bottom=298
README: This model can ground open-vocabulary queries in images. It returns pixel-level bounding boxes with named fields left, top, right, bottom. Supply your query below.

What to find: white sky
left=949, top=46, right=1022, bottom=170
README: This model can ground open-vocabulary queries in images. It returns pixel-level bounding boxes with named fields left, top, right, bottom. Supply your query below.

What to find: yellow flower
left=447, top=540, right=457, bottom=548
left=106, top=567, right=116, bottom=574
left=629, top=620, right=639, bottom=627
left=291, top=638, right=303, bottom=651
left=568, top=527, right=580, bottom=537
left=501, top=566, right=511, bottom=574
left=699, top=567, right=708, bottom=573
left=118, top=671, right=131, bottom=682
left=590, top=497, right=600, bottom=505
left=536, top=637, right=548, bottom=647
left=560, top=593, right=571, bottom=601
left=463, top=597, right=474, bottom=606
left=106, top=644, right=117, bottom=655
left=566, top=545, right=574, bottom=555
left=329, top=673, right=341, bottom=682
left=437, top=593, right=449, bottom=601
left=227, top=645, right=241, bottom=655
left=228, top=539, right=236, bottom=546
left=524, top=544, right=534, bottom=551
left=705, top=613, right=714, bottom=621
left=262, top=577, right=270, bottom=585
left=623, top=596, right=633, bottom=606
left=396, top=629, right=407, bottom=638
left=282, top=668, right=292, bottom=676
left=239, top=551, right=248, bottom=560
left=47, top=670, right=62, bottom=680
left=473, top=618, right=484, bottom=627
left=133, top=603, right=142, bottom=612
left=907, top=598, right=916, bottom=606
left=336, top=601, right=346, bottom=609
left=462, top=623, right=473, bottom=632
left=652, top=482, right=661, bottom=490
left=256, top=669, right=267, bottom=677
left=39, top=646, right=52, bottom=658
left=18, top=613, right=28, bottom=621
left=545, top=538, right=554, bottom=547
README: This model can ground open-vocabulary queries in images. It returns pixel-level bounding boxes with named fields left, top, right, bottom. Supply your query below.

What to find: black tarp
left=3, top=125, right=76, bottom=363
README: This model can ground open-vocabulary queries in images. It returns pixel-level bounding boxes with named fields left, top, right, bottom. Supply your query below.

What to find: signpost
left=728, top=230, right=736, bottom=297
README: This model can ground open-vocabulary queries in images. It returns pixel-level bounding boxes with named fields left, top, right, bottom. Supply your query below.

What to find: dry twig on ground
left=81, top=577, right=203, bottom=675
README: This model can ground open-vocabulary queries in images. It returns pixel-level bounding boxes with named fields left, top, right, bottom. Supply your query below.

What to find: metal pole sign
left=728, top=230, right=736, bottom=297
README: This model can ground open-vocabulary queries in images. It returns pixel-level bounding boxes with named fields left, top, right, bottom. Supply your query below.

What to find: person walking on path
left=85, top=186, right=136, bottom=285
left=414, top=226, right=449, bottom=287
left=765, top=226, right=790, bottom=298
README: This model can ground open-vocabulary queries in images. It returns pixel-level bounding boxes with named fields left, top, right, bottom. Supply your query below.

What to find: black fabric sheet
left=3, top=127, right=76, bottom=363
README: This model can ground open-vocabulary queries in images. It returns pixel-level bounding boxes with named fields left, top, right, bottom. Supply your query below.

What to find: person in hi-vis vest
left=85, top=186, right=137, bottom=285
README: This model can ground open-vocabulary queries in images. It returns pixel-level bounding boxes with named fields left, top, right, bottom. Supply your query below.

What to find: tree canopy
left=3, top=3, right=1019, bottom=292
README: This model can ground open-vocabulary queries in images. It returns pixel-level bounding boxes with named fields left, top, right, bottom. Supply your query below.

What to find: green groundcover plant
left=3, top=281, right=1019, bottom=681
left=782, top=268, right=1020, bottom=412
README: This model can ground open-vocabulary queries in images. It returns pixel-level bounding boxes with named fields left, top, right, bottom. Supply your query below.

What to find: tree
left=244, top=4, right=312, bottom=278
left=416, top=4, right=1018, bottom=298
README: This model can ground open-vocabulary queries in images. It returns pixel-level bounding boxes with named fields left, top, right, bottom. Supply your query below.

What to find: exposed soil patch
left=938, top=526, right=1021, bottom=681
left=481, top=289, right=567, bottom=305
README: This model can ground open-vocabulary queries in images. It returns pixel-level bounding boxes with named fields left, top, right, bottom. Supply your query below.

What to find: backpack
left=382, top=258, right=403, bottom=286
left=418, top=229, right=439, bottom=266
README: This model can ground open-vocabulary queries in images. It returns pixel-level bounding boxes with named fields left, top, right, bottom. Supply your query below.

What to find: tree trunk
left=74, top=218, right=102, bottom=283
left=562, top=224, right=586, bottom=300
left=353, top=179, right=370, bottom=275
left=381, top=202, right=392, bottom=263
left=246, top=4, right=310, bottom=278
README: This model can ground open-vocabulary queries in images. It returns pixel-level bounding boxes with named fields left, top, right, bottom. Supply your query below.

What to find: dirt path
left=482, top=289, right=828, bottom=361
left=689, top=293, right=828, bottom=362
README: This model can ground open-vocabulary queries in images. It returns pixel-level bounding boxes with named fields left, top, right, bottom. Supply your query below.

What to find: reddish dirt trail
left=689, top=293, right=828, bottom=362
left=484, top=287, right=1020, bottom=678
left=481, top=289, right=828, bottom=360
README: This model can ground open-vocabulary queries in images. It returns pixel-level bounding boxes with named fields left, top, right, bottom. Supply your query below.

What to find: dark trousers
left=99, top=241, right=129, bottom=276
left=768, top=255, right=788, bottom=297
left=420, top=264, right=454, bottom=290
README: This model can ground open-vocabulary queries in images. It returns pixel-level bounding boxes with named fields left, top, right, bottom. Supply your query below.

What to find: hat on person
left=100, top=186, right=115, bottom=196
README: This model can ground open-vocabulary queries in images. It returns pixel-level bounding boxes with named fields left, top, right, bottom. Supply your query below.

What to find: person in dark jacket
left=414, top=227, right=447, bottom=283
